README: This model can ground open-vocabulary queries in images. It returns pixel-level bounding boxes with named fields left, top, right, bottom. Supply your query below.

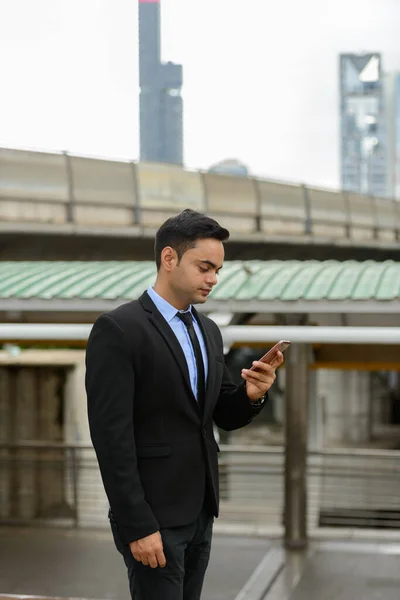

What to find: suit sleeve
left=86, top=314, right=159, bottom=545
left=212, top=324, right=267, bottom=431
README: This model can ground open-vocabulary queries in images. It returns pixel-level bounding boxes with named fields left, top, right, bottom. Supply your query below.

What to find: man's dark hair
left=154, top=209, right=230, bottom=270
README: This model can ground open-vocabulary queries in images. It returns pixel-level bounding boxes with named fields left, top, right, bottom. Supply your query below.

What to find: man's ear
left=160, top=246, right=178, bottom=272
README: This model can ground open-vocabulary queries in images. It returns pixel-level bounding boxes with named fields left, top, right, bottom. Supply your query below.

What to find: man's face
left=169, top=238, right=224, bottom=306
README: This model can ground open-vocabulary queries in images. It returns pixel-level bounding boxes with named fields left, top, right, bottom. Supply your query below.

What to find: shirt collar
left=147, top=286, right=192, bottom=323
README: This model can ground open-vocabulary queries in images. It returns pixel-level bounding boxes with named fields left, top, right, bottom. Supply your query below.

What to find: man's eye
left=199, top=267, right=208, bottom=273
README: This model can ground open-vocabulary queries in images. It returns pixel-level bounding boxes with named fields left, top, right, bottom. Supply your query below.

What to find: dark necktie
left=176, top=311, right=205, bottom=410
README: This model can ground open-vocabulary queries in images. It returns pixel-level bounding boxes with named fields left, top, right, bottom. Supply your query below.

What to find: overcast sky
left=1, top=0, right=400, bottom=188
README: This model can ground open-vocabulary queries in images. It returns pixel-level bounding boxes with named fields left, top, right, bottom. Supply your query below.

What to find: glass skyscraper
left=385, top=72, right=400, bottom=199
left=340, top=53, right=388, bottom=197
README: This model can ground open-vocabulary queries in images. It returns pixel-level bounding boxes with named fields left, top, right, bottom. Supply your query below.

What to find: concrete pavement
left=287, top=542, right=400, bottom=600
left=0, top=526, right=270, bottom=600
left=2, top=527, right=400, bottom=600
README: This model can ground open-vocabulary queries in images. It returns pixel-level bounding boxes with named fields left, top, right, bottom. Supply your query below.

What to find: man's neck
left=152, top=282, right=190, bottom=311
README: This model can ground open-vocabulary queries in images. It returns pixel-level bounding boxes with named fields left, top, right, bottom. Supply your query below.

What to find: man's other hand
left=129, top=531, right=166, bottom=568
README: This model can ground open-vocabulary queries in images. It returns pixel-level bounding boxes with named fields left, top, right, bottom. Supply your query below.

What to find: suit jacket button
left=202, top=428, right=206, bottom=435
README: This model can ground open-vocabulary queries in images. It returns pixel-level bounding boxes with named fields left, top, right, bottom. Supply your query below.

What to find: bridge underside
left=1, top=229, right=400, bottom=261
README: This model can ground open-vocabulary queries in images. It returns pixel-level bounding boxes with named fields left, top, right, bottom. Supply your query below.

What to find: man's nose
left=205, top=272, right=218, bottom=286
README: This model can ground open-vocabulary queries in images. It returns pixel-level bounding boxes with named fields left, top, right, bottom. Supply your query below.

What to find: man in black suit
left=86, top=209, right=283, bottom=600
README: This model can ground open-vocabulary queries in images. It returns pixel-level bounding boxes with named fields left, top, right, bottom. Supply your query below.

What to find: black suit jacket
left=86, top=291, right=265, bottom=545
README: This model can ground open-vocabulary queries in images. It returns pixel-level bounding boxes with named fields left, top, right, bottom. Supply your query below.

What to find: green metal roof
left=1, top=260, right=400, bottom=303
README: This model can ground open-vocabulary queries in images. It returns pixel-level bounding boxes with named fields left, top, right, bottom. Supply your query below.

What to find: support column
left=284, top=343, right=309, bottom=549
left=307, top=369, right=322, bottom=452
left=319, top=370, right=370, bottom=445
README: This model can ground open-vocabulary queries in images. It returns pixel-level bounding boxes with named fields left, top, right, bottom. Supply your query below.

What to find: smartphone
left=250, top=340, right=291, bottom=371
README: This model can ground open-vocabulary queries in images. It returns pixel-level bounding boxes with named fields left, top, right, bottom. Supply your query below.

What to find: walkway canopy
left=1, top=259, right=400, bottom=367
left=0, top=259, right=400, bottom=316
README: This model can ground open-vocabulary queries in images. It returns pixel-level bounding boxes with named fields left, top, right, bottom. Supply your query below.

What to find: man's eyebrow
left=199, top=260, right=223, bottom=270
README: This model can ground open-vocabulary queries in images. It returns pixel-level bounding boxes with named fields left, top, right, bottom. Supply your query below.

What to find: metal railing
left=0, top=146, right=399, bottom=242
left=1, top=442, right=400, bottom=532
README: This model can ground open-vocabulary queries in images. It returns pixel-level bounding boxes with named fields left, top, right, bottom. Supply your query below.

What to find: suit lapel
left=139, top=292, right=200, bottom=416
left=192, top=308, right=217, bottom=423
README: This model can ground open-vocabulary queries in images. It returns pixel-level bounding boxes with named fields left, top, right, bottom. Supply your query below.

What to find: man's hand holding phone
left=241, top=340, right=290, bottom=402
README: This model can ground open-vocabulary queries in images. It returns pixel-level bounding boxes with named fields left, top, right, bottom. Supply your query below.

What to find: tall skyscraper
left=385, top=72, right=400, bottom=199
left=138, top=0, right=183, bottom=165
left=340, top=53, right=388, bottom=197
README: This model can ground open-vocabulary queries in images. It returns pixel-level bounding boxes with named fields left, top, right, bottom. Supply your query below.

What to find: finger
left=244, top=373, right=275, bottom=392
left=271, top=352, right=284, bottom=367
left=148, top=554, right=158, bottom=569
left=132, top=552, right=142, bottom=563
left=156, top=549, right=167, bottom=568
left=242, top=367, right=275, bottom=382
left=141, top=555, right=149, bottom=566
left=250, top=361, right=276, bottom=374
left=242, top=368, right=262, bottom=380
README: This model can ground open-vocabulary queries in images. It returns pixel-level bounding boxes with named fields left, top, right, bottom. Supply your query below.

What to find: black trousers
left=110, top=505, right=213, bottom=600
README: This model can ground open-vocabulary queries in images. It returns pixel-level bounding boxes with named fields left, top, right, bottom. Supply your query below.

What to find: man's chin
left=192, top=291, right=210, bottom=304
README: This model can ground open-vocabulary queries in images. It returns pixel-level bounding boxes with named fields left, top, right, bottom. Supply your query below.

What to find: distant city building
left=208, top=159, right=249, bottom=177
left=340, top=53, right=388, bottom=197
left=138, top=0, right=183, bottom=165
left=384, top=72, right=400, bottom=199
